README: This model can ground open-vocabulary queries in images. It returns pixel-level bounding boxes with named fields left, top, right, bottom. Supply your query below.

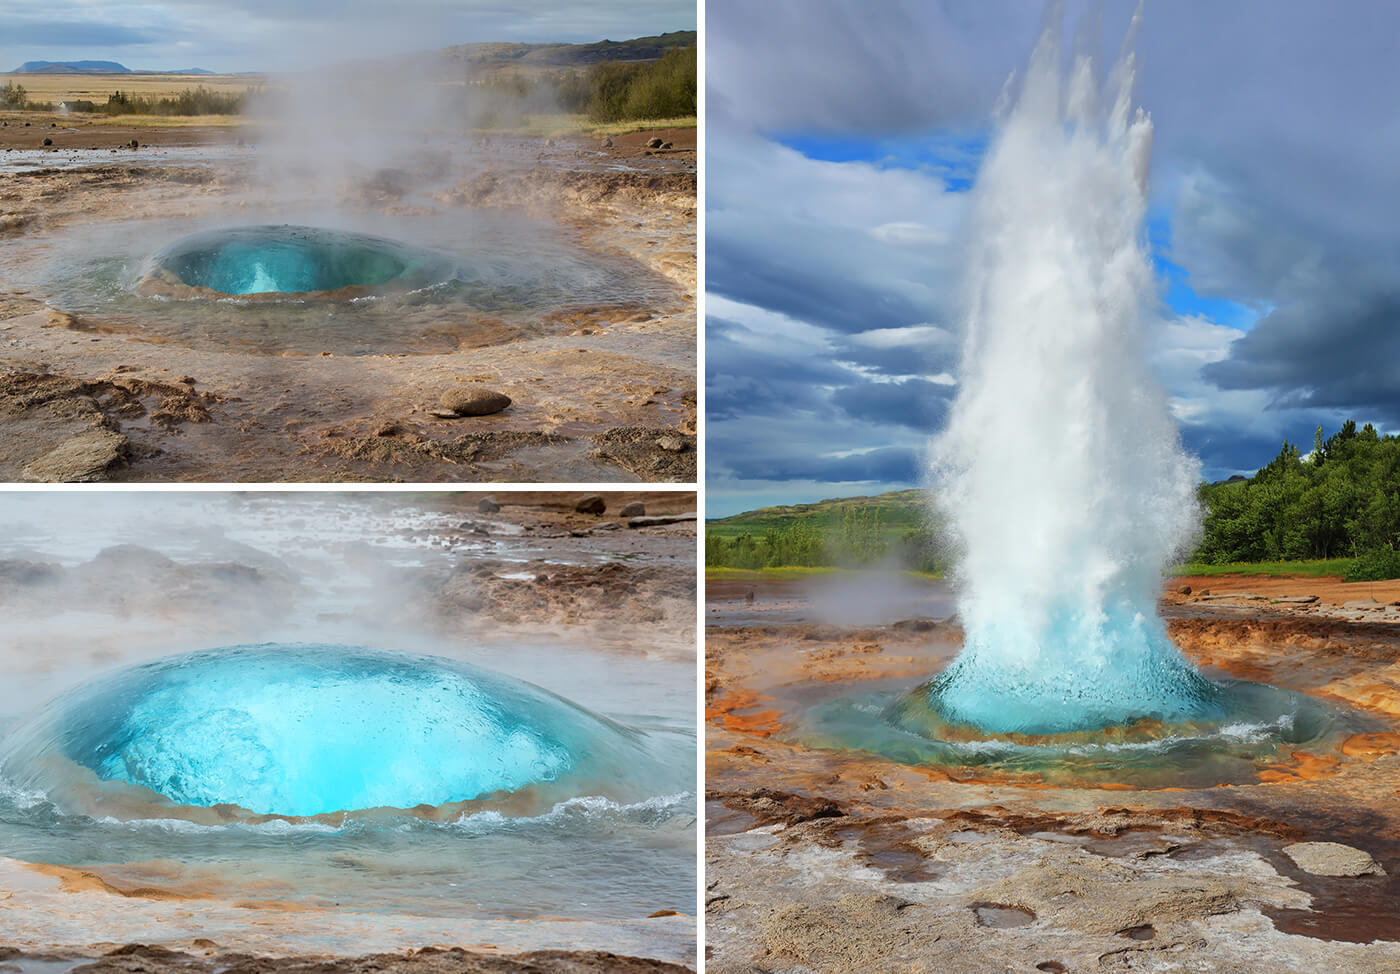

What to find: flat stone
left=1283, top=842, right=1386, bottom=877
left=1343, top=600, right=1385, bottom=611
left=1271, top=595, right=1319, bottom=604
left=20, top=429, right=128, bottom=482
left=440, top=387, right=511, bottom=416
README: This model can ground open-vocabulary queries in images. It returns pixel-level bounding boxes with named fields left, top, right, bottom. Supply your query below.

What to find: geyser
left=1, top=644, right=656, bottom=817
left=923, top=7, right=1219, bottom=734
left=136, top=224, right=458, bottom=300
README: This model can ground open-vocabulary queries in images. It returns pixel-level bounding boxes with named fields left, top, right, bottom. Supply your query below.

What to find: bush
left=586, top=45, right=696, bottom=122
left=1343, top=548, right=1400, bottom=582
left=101, top=86, right=245, bottom=116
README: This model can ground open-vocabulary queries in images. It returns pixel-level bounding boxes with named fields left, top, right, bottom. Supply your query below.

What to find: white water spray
left=927, top=5, right=1220, bottom=733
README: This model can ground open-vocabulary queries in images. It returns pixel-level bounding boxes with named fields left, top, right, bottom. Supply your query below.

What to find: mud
left=0, top=126, right=695, bottom=482
left=705, top=573, right=1400, bottom=972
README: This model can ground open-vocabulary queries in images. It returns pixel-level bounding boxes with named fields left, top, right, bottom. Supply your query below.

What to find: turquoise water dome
left=137, top=225, right=457, bottom=298
left=1, top=644, right=652, bottom=817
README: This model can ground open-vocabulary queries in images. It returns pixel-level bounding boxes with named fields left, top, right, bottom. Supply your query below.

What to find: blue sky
left=0, top=1, right=695, bottom=73
left=707, top=0, right=1400, bottom=517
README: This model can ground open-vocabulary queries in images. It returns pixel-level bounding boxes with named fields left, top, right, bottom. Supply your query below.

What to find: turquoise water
left=793, top=676, right=1382, bottom=790
left=924, top=607, right=1225, bottom=734
left=4, top=211, right=676, bottom=354
left=3, top=645, right=660, bottom=817
left=145, top=225, right=452, bottom=296
left=0, top=643, right=696, bottom=918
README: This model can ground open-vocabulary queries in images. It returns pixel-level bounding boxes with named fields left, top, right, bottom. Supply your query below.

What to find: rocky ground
left=705, top=574, right=1400, bottom=973
left=0, top=124, right=696, bottom=482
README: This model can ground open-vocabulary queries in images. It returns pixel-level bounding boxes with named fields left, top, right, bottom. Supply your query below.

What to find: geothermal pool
left=2, top=209, right=677, bottom=355
left=0, top=493, right=697, bottom=923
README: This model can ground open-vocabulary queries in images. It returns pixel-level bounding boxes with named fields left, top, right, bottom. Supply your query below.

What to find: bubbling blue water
left=1, top=644, right=657, bottom=817
left=140, top=225, right=458, bottom=297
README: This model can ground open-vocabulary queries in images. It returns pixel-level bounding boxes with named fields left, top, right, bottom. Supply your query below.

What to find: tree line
left=1194, top=420, right=1400, bottom=579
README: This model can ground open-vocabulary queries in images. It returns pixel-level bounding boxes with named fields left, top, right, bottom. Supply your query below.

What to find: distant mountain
left=13, top=59, right=130, bottom=74
left=10, top=60, right=217, bottom=75
left=442, top=30, right=696, bottom=68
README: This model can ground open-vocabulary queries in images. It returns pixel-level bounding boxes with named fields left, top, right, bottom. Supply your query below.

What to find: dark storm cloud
left=708, top=0, right=1400, bottom=505
left=831, top=380, right=951, bottom=432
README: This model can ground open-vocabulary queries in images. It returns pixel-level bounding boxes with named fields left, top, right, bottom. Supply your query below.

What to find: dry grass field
left=1, top=73, right=260, bottom=104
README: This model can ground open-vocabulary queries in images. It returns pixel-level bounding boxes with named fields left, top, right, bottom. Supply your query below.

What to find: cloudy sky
left=0, top=0, right=694, bottom=73
left=707, top=0, right=1400, bottom=517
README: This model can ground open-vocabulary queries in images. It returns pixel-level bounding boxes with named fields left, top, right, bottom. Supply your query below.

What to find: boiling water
left=0, top=494, right=696, bottom=920
left=925, top=6, right=1214, bottom=734
left=4, top=209, right=675, bottom=355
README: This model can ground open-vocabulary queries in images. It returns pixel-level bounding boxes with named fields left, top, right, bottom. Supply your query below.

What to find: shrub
left=1343, top=548, right=1400, bottom=582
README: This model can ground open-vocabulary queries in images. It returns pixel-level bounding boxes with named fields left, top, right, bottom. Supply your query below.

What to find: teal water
left=0, top=643, right=696, bottom=918
left=793, top=676, right=1383, bottom=790
left=147, top=225, right=451, bottom=296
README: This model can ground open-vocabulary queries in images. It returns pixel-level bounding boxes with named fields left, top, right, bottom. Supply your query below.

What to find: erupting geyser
left=1, top=644, right=658, bottom=817
left=136, top=225, right=459, bottom=300
left=917, top=7, right=1221, bottom=734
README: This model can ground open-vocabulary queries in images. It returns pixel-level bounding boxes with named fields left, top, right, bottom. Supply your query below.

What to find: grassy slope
left=706, top=488, right=932, bottom=542
left=1168, top=558, right=1356, bottom=578
left=443, top=31, right=696, bottom=68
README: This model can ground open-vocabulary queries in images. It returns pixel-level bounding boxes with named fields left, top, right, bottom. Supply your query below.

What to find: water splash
left=925, top=5, right=1219, bottom=733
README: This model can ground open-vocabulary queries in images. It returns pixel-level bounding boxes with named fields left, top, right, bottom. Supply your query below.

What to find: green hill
left=706, top=489, right=945, bottom=572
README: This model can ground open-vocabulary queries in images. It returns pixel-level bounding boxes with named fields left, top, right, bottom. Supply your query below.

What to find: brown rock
left=620, top=501, right=646, bottom=517
left=440, top=387, right=511, bottom=416
left=478, top=497, right=501, bottom=513
left=575, top=494, right=606, bottom=515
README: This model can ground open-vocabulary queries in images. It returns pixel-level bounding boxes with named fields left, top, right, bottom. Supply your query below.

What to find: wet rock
left=1283, top=842, right=1386, bottom=877
left=656, top=435, right=687, bottom=453
left=647, top=137, right=664, bottom=148
left=478, top=497, right=501, bottom=513
left=439, top=387, right=511, bottom=416
left=20, top=429, right=128, bottom=482
left=575, top=494, right=607, bottom=515
left=628, top=513, right=697, bottom=528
